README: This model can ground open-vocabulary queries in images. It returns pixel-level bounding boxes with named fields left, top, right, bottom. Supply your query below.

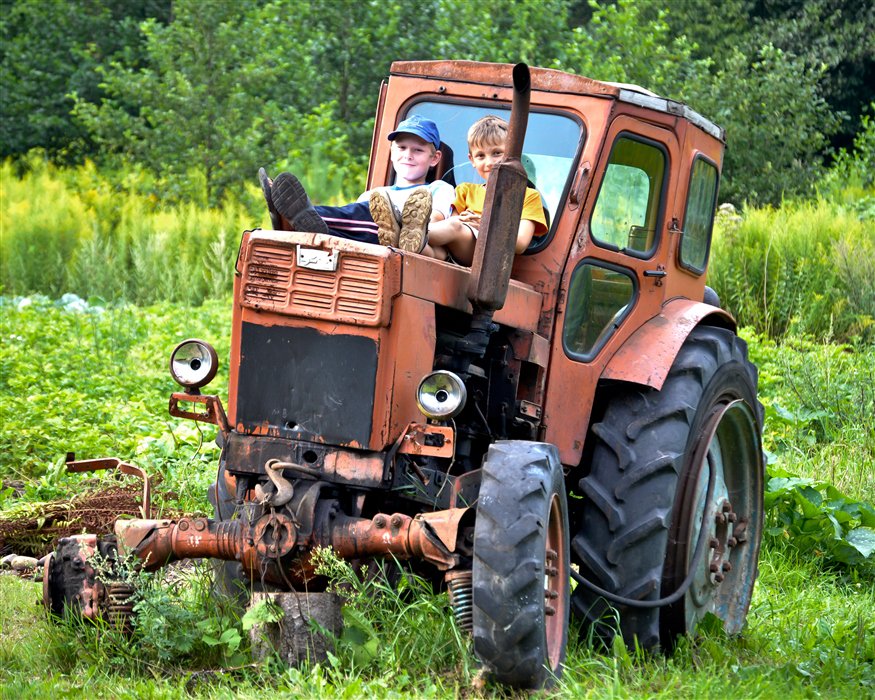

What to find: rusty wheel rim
left=665, top=399, right=763, bottom=637
left=545, top=493, right=568, bottom=670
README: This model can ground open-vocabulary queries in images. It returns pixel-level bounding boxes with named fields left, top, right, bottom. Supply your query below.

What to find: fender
left=601, top=298, right=735, bottom=390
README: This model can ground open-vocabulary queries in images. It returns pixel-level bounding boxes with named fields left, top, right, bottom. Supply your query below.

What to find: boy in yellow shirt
left=425, top=115, right=547, bottom=265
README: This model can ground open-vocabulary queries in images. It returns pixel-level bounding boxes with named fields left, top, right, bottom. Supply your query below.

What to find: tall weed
left=1, top=157, right=261, bottom=304
left=709, top=198, right=875, bottom=342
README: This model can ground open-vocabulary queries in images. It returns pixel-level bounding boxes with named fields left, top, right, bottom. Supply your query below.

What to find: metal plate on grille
left=297, top=245, right=338, bottom=271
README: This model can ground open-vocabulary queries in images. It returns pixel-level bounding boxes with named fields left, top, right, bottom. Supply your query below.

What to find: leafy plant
left=765, top=464, right=875, bottom=574
left=311, top=547, right=471, bottom=682
left=709, top=199, right=875, bottom=342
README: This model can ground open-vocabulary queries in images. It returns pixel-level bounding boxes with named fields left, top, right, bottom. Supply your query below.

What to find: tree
left=71, top=0, right=313, bottom=204
left=558, top=0, right=840, bottom=204
left=0, top=0, right=170, bottom=160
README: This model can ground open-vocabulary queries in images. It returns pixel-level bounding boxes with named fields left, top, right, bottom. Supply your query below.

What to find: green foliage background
left=2, top=0, right=873, bottom=206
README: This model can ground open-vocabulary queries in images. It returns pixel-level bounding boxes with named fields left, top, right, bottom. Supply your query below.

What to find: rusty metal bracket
left=397, top=423, right=455, bottom=458
left=66, top=456, right=151, bottom=519
left=169, top=392, right=230, bottom=435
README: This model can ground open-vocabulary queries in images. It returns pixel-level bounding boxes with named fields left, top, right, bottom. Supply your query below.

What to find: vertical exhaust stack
left=467, top=63, right=531, bottom=311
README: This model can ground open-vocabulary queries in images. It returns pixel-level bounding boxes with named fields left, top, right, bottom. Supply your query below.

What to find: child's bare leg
left=421, top=242, right=448, bottom=260
left=428, top=218, right=477, bottom=265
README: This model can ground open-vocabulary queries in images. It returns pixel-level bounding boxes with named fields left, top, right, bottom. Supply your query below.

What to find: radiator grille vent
left=242, top=240, right=386, bottom=325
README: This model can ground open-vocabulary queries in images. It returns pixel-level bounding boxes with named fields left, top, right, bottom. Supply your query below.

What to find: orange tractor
left=45, top=62, right=763, bottom=689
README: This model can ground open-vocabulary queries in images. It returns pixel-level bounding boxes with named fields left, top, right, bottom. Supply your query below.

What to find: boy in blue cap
left=260, top=116, right=453, bottom=253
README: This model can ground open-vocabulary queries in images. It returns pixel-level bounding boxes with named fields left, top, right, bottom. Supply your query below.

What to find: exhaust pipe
left=467, top=62, right=532, bottom=311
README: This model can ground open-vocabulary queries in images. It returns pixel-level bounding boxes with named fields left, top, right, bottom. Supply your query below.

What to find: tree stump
left=248, top=592, right=343, bottom=666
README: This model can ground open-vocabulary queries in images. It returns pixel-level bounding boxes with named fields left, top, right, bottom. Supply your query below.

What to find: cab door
left=542, top=113, right=681, bottom=465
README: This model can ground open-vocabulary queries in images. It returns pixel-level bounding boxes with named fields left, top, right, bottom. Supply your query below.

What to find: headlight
left=169, top=339, right=218, bottom=392
left=416, top=371, right=467, bottom=420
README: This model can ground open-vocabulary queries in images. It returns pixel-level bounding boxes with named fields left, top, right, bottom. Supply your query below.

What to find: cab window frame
left=401, top=97, right=585, bottom=251
left=588, top=132, right=669, bottom=259
left=678, top=154, right=719, bottom=275
left=561, top=258, right=638, bottom=362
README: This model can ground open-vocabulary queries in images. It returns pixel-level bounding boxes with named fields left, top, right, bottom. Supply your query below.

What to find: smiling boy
left=261, top=116, right=454, bottom=253
left=424, top=115, right=547, bottom=265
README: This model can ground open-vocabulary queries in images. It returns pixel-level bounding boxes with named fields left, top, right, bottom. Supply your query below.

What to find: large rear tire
left=572, top=326, right=763, bottom=650
left=472, top=441, right=570, bottom=688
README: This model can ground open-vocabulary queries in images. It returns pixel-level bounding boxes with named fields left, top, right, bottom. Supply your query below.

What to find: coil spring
left=106, top=581, right=136, bottom=634
left=445, top=570, right=473, bottom=632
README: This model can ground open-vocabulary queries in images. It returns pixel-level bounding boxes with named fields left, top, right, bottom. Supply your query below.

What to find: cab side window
left=679, top=157, right=718, bottom=273
left=590, top=135, right=667, bottom=255
left=563, top=261, right=636, bottom=359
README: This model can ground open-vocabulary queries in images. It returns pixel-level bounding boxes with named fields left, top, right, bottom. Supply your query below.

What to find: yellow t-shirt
left=453, top=182, right=548, bottom=237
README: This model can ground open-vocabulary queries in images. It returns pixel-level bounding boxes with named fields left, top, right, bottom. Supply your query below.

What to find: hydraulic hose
left=570, top=449, right=717, bottom=609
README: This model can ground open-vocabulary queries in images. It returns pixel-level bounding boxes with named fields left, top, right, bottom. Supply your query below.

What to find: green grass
left=3, top=126, right=873, bottom=696
left=1, top=544, right=872, bottom=698
left=0, top=298, right=872, bottom=696
left=0, top=297, right=231, bottom=526
left=0, top=157, right=264, bottom=304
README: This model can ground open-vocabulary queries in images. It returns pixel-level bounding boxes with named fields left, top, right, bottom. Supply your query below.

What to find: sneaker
left=369, top=190, right=400, bottom=247
left=399, top=188, right=432, bottom=253
left=258, top=168, right=282, bottom=230
left=272, top=172, right=329, bottom=234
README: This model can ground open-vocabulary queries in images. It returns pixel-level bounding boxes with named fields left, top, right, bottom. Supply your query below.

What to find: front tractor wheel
left=572, top=326, right=763, bottom=651
left=472, top=441, right=570, bottom=689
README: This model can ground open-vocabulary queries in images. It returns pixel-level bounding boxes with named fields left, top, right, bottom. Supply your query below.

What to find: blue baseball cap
left=388, top=115, right=441, bottom=149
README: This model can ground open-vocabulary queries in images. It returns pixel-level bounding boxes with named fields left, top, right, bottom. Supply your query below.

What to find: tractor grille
left=241, top=237, right=389, bottom=326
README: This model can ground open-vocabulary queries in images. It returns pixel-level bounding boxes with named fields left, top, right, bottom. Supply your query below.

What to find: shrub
left=709, top=198, right=875, bottom=342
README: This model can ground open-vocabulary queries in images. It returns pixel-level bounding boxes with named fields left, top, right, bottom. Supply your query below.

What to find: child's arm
left=515, top=219, right=536, bottom=253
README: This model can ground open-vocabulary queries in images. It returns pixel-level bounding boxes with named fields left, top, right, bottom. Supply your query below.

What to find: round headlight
left=170, top=339, right=218, bottom=391
left=416, top=371, right=467, bottom=420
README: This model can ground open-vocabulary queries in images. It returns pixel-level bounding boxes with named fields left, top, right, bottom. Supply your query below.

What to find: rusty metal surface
left=111, top=505, right=465, bottom=582
left=600, top=299, right=735, bottom=390
left=445, top=569, right=473, bottom=631
left=389, top=60, right=622, bottom=99
left=328, top=511, right=459, bottom=570
left=44, top=534, right=102, bottom=619
left=168, top=392, right=229, bottom=435
left=400, top=254, right=542, bottom=332
left=396, top=423, right=455, bottom=458
left=238, top=231, right=402, bottom=327
left=65, top=456, right=152, bottom=519
left=415, top=507, right=470, bottom=551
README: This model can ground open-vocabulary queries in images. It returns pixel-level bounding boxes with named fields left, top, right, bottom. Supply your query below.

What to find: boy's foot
left=258, top=168, right=282, bottom=230
left=272, top=172, right=329, bottom=234
left=399, top=189, right=432, bottom=253
left=369, top=190, right=400, bottom=247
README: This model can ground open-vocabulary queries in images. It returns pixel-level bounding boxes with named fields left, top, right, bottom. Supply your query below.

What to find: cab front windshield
left=407, top=101, right=582, bottom=237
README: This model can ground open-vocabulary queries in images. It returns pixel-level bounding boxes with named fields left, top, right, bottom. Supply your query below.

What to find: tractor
left=44, top=61, right=763, bottom=689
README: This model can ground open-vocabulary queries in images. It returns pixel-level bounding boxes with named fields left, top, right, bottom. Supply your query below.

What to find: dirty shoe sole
left=369, top=190, right=400, bottom=247
left=272, top=173, right=329, bottom=234
left=399, top=188, right=432, bottom=253
left=258, top=168, right=282, bottom=230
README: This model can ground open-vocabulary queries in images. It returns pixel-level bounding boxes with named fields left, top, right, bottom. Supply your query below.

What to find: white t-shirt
left=358, top=180, right=455, bottom=220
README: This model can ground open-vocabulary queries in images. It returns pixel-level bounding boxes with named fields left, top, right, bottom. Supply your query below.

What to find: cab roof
left=390, top=60, right=724, bottom=142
